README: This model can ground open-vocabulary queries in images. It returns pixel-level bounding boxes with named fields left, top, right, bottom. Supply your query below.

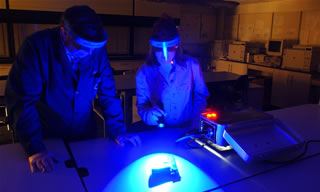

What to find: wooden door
left=287, top=71, right=311, bottom=106
left=0, top=24, right=8, bottom=57
left=271, top=69, right=289, bottom=107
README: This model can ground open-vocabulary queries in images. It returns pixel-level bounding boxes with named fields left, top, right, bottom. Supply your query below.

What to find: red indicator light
left=171, top=60, right=174, bottom=64
left=202, top=112, right=218, bottom=119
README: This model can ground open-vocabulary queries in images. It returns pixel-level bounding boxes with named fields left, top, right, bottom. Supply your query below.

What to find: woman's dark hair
left=145, top=14, right=186, bottom=66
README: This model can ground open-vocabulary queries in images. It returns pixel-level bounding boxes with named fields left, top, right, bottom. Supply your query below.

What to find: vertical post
left=6, top=0, right=16, bottom=59
left=216, top=8, right=225, bottom=40
left=129, top=0, right=135, bottom=56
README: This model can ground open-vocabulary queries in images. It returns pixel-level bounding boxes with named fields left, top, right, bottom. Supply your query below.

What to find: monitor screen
left=268, top=41, right=282, bottom=52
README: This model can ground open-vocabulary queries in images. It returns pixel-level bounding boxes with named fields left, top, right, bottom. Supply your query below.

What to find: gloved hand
left=28, top=151, right=58, bottom=173
left=145, top=106, right=166, bottom=126
left=115, top=134, right=142, bottom=147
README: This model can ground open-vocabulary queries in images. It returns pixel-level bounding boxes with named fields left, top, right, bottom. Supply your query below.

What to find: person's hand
left=28, top=151, right=58, bottom=173
left=145, top=106, right=166, bottom=126
left=115, top=134, right=141, bottom=147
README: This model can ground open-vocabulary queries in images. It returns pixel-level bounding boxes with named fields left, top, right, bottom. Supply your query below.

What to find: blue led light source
left=158, top=123, right=165, bottom=128
left=162, top=42, right=168, bottom=61
left=157, top=116, right=165, bottom=128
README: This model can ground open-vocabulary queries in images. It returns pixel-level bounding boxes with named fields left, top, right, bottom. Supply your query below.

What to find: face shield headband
left=64, top=20, right=108, bottom=48
left=149, top=36, right=180, bottom=61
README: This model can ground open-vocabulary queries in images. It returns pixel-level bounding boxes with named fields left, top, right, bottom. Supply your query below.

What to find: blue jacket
left=136, top=55, right=209, bottom=127
left=5, top=27, right=125, bottom=156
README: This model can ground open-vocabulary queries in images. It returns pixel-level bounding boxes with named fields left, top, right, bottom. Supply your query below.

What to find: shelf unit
left=0, top=7, right=180, bottom=63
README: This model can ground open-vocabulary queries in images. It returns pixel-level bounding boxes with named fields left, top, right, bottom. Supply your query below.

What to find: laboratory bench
left=66, top=104, right=320, bottom=192
left=0, top=104, right=319, bottom=191
left=215, top=60, right=320, bottom=108
left=0, top=140, right=85, bottom=192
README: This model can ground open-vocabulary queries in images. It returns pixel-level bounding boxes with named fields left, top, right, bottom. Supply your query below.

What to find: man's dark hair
left=60, top=5, right=107, bottom=43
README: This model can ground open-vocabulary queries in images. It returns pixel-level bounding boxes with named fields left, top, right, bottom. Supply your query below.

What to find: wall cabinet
left=180, top=6, right=216, bottom=43
left=0, top=0, right=5, bottom=9
left=9, top=0, right=133, bottom=15
left=200, top=14, right=216, bottom=42
left=180, top=12, right=201, bottom=42
left=238, top=13, right=272, bottom=42
left=0, top=23, right=9, bottom=57
left=271, top=69, right=311, bottom=107
left=224, top=15, right=239, bottom=40
left=135, top=0, right=181, bottom=18
left=215, top=60, right=248, bottom=75
left=13, top=24, right=57, bottom=53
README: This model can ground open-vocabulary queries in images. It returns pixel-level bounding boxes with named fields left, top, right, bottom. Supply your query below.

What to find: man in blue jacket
left=5, top=5, right=140, bottom=173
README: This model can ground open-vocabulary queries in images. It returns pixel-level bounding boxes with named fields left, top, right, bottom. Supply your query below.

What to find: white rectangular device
left=200, top=109, right=304, bottom=162
left=282, top=46, right=320, bottom=72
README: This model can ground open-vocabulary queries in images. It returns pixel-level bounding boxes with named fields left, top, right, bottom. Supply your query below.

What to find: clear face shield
left=149, top=36, right=180, bottom=62
left=63, top=20, right=108, bottom=49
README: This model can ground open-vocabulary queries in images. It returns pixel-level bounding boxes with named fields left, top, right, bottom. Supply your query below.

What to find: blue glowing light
left=103, top=153, right=223, bottom=192
left=148, top=154, right=180, bottom=188
left=158, top=123, right=165, bottom=128
left=163, top=42, right=168, bottom=61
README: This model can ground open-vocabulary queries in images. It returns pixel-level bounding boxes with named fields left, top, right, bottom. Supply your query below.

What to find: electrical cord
left=177, top=129, right=320, bottom=163
left=178, top=130, right=320, bottom=163
left=202, top=139, right=320, bottom=192
left=263, top=140, right=320, bottom=164
left=177, top=129, right=320, bottom=191
left=186, top=138, right=205, bottom=149
left=176, top=130, right=210, bottom=149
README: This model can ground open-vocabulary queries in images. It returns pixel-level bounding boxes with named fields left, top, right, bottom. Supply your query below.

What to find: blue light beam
left=103, top=153, right=223, bottom=192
